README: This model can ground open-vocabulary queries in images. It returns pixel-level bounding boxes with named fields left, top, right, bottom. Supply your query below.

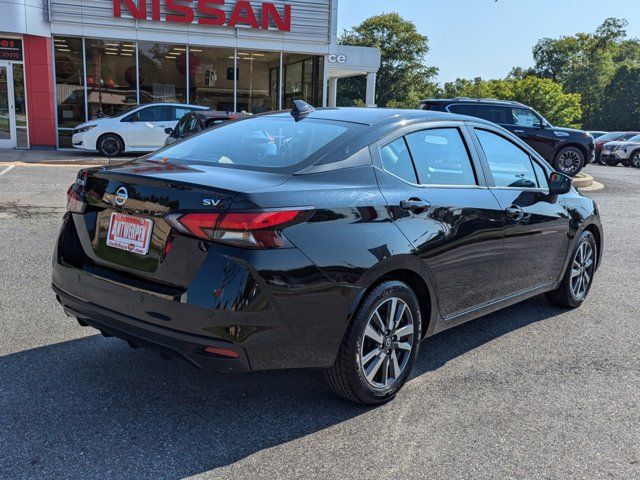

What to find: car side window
left=380, top=137, right=417, bottom=183
left=186, top=116, right=200, bottom=134
left=405, top=128, right=477, bottom=186
left=476, top=105, right=509, bottom=124
left=532, top=160, right=548, bottom=189
left=476, top=129, right=539, bottom=188
left=448, top=104, right=478, bottom=117
left=512, top=108, right=542, bottom=128
left=174, top=107, right=191, bottom=120
left=173, top=115, right=190, bottom=137
left=137, top=106, right=174, bottom=122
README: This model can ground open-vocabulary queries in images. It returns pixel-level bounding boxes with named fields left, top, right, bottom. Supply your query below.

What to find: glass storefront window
left=138, top=42, right=187, bottom=104
left=11, top=64, right=28, bottom=148
left=54, top=36, right=85, bottom=146
left=283, top=54, right=323, bottom=108
left=85, top=39, right=137, bottom=120
left=188, top=46, right=235, bottom=111
left=235, top=50, right=280, bottom=114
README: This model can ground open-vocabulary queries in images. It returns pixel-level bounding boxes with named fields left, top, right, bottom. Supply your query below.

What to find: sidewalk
left=0, top=149, right=131, bottom=165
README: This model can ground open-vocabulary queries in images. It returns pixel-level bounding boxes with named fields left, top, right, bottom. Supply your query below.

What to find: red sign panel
left=113, top=0, right=292, bottom=31
left=0, top=38, right=23, bottom=61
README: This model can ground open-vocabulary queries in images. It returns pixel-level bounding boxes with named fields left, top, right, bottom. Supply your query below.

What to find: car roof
left=265, top=107, right=487, bottom=127
left=421, top=97, right=527, bottom=108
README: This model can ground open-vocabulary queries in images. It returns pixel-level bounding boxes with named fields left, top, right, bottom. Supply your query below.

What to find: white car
left=71, top=103, right=208, bottom=156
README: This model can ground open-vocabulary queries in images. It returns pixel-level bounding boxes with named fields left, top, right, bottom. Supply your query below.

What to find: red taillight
left=176, top=212, right=221, bottom=239
left=167, top=209, right=309, bottom=249
left=203, top=346, right=240, bottom=359
left=66, top=169, right=88, bottom=213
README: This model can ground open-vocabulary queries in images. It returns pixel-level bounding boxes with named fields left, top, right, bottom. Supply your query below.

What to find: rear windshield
left=150, top=116, right=358, bottom=171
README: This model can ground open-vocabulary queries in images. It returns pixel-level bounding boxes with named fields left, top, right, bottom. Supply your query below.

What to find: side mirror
left=129, top=113, right=140, bottom=122
left=164, top=127, right=173, bottom=134
left=548, top=172, right=572, bottom=195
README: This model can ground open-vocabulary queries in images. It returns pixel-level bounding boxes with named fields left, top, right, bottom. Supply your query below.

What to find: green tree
left=531, top=18, right=639, bottom=129
left=599, top=65, right=640, bottom=130
left=337, top=13, right=438, bottom=108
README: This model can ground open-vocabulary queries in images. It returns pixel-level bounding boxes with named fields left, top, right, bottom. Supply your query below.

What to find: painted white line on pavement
left=0, top=165, right=16, bottom=176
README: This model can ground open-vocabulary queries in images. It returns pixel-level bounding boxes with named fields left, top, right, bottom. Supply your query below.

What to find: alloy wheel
left=100, top=137, right=120, bottom=156
left=359, top=297, right=414, bottom=389
left=570, top=240, right=595, bottom=300
left=633, top=153, right=640, bottom=168
left=557, top=150, right=582, bottom=175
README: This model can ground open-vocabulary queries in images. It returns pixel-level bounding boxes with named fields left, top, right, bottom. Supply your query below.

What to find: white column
left=365, top=72, right=377, bottom=108
left=328, top=77, right=338, bottom=107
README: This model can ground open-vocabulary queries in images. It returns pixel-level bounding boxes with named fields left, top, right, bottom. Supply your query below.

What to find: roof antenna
left=291, top=99, right=314, bottom=121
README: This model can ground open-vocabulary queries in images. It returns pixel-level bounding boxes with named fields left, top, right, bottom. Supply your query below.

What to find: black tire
left=546, top=231, right=597, bottom=308
left=97, top=134, right=124, bottom=157
left=325, top=281, right=422, bottom=405
left=631, top=151, right=640, bottom=168
left=553, top=146, right=585, bottom=177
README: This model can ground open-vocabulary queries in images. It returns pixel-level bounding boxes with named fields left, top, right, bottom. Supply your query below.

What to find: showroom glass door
left=0, top=62, right=16, bottom=148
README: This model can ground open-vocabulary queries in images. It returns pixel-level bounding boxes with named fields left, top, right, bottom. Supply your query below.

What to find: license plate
left=106, top=212, right=153, bottom=255
left=603, top=149, right=611, bottom=154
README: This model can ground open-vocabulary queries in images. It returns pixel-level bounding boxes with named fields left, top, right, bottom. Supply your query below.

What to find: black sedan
left=54, top=103, right=603, bottom=404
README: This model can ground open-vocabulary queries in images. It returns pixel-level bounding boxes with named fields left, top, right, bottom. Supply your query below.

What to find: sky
left=337, top=0, right=640, bottom=84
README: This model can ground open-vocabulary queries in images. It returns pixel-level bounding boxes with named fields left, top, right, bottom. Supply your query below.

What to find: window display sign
left=0, top=38, right=23, bottom=61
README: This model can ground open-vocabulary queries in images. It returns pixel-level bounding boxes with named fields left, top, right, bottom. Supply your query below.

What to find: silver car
left=601, top=134, right=640, bottom=167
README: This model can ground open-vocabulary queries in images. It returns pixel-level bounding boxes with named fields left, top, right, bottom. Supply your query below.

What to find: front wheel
left=97, top=134, right=124, bottom=157
left=632, top=151, right=640, bottom=168
left=546, top=231, right=597, bottom=308
left=554, top=147, right=584, bottom=176
left=325, top=281, right=422, bottom=405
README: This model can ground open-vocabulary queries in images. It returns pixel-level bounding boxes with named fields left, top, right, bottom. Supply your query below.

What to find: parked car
left=594, top=131, right=640, bottom=164
left=72, top=103, right=208, bottom=157
left=421, top=98, right=595, bottom=176
left=55, top=103, right=602, bottom=405
left=164, top=110, right=252, bottom=146
left=601, top=134, right=640, bottom=167
left=588, top=131, right=608, bottom=139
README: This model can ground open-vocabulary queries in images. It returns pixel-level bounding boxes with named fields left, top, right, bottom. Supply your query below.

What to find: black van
left=421, top=98, right=594, bottom=176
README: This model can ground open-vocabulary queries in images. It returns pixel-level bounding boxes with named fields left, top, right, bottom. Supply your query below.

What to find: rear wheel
left=553, top=147, right=584, bottom=176
left=325, top=281, right=422, bottom=405
left=97, top=134, right=124, bottom=157
left=546, top=231, right=597, bottom=308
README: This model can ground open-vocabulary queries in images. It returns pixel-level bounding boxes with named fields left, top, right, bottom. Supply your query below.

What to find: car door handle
left=400, top=198, right=431, bottom=213
left=504, top=205, right=525, bottom=221
left=514, top=129, right=525, bottom=134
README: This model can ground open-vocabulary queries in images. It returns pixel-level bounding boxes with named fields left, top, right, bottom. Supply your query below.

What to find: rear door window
left=380, top=137, right=417, bottom=183
left=476, top=105, right=510, bottom=124
left=475, top=129, right=539, bottom=188
left=405, top=128, right=476, bottom=186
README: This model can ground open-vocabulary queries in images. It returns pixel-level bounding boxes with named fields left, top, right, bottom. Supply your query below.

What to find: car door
left=125, top=105, right=176, bottom=149
left=373, top=123, right=506, bottom=319
left=470, top=125, right=571, bottom=297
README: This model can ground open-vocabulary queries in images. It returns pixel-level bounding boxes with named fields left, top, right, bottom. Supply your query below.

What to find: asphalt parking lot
left=0, top=162, right=638, bottom=479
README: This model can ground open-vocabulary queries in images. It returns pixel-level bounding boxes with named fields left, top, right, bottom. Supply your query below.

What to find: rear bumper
left=52, top=212, right=361, bottom=372
left=53, top=284, right=251, bottom=372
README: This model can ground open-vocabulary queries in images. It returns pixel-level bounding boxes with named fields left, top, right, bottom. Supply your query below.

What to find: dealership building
left=0, top=0, right=380, bottom=149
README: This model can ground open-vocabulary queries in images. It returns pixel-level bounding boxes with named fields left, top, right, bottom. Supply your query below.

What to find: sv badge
left=202, top=198, right=222, bottom=207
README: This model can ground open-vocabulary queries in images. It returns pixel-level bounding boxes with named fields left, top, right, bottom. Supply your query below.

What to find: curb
left=572, top=173, right=593, bottom=189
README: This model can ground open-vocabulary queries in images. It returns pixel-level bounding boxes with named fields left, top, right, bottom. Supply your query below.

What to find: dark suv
left=421, top=98, right=594, bottom=176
